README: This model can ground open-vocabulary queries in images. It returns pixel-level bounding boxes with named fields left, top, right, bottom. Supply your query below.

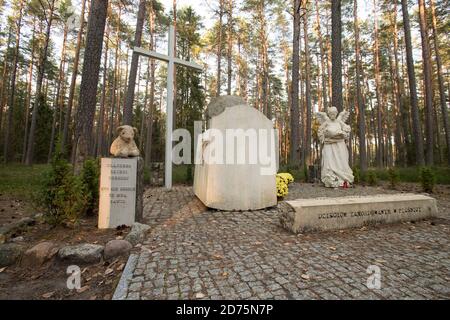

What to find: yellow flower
left=276, top=172, right=293, bottom=198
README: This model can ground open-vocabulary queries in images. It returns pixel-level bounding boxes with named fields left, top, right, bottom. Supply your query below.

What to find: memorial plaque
left=98, top=158, right=137, bottom=229
left=281, top=194, right=438, bottom=233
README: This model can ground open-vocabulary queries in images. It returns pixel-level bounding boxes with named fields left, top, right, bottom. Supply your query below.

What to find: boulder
left=0, top=243, right=24, bottom=267
left=0, top=217, right=35, bottom=236
left=58, top=243, right=104, bottom=264
left=124, top=223, right=150, bottom=246
left=22, top=241, right=59, bottom=267
left=104, top=240, right=132, bottom=260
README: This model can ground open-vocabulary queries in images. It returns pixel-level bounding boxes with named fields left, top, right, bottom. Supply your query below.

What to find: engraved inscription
left=318, top=207, right=422, bottom=220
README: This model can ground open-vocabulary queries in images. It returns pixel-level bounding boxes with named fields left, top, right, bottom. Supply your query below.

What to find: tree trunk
left=22, top=18, right=36, bottom=163
left=401, top=0, right=425, bottom=165
left=388, top=44, right=404, bottom=166
left=418, top=0, right=434, bottom=166
left=392, top=0, right=411, bottom=166
left=3, top=0, right=24, bottom=163
left=96, top=24, right=110, bottom=158
left=315, top=0, right=328, bottom=112
left=107, top=28, right=120, bottom=151
left=72, top=0, right=108, bottom=171
left=62, top=0, right=87, bottom=153
left=260, top=1, right=270, bottom=119
left=303, top=4, right=312, bottom=167
left=353, top=0, right=367, bottom=172
left=373, top=0, right=384, bottom=167
left=25, top=0, right=56, bottom=165
left=290, top=0, right=301, bottom=165
left=48, top=23, right=68, bottom=162
left=145, top=5, right=156, bottom=168
left=172, top=0, right=177, bottom=129
left=123, top=0, right=146, bottom=125
left=226, top=0, right=233, bottom=95
left=331, top=0, right=343, bottom=112
left=216, top=0, right=224, bottom=97
left=430, top=0, right=450, bottom=165
left=0, top=29, right=13, bottom=138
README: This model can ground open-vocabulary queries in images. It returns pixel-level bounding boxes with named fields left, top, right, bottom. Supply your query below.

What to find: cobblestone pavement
left=121, top=184, right=450, bottom=300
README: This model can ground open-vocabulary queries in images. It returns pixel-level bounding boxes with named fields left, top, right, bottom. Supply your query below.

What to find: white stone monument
left=316, top=107, right=354, bottom=188
left=98, top=158, right=138, bottom=229
left=193, top=96, right=278, bottom=211
left=98, top=128, right=144, bottom=229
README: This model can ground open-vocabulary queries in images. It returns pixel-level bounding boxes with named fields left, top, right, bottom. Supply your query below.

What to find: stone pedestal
left=98, top=157, right=143, bottom=229
left=281, top=194, right=438, bottom=233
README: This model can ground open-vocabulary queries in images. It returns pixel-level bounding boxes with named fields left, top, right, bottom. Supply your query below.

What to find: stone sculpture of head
left=328, top=107, right=338, bottom=120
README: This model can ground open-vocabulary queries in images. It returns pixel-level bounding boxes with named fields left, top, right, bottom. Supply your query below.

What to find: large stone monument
left=98, top=126, right=143, bottom=229
left=316, top=107, right=354, bottom=188
left=193, top=96, right=278, bottom=211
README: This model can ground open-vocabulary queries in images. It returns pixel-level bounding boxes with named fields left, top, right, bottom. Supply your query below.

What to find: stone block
left=282, top=194, right=438, bottom=233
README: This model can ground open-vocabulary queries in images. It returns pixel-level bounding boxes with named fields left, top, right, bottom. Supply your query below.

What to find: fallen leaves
left=42, top=291, right=55, bottom=299
left=77, top=285, right=89, bottom=293
left=104, top=268, right=114, bottom=276
left=301, top=274, right=310, bottom=280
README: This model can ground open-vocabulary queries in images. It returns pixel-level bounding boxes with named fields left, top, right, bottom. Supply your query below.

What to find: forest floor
left=0, top=164, right=132, bottom=300
left=0, top=194, right=131, bottom=300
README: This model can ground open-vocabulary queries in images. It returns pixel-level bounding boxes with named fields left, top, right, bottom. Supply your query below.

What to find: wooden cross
left=134, top=26, right=203, bottom=190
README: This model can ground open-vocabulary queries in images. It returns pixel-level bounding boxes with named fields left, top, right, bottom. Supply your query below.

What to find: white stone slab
left=193, top=101, right=277, bottom=211
left=282, top=194, right=438, bottom=233
left=98, top=158, right=137, bottom=229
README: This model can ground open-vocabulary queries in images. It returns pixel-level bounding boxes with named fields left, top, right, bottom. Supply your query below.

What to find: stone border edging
left=112, top=253, right=138, bottom=300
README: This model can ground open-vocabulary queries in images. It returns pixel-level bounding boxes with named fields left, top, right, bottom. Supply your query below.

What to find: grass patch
left=368, top=167, right=450, bottom=185
left=173, top=164, right=193, bottom=185
left=278, top=164, right=306, bottom=183
left=0, top=164, right=50, bottom=199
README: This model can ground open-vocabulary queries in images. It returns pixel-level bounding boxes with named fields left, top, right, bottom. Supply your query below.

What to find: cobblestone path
left=119, top=184, right=450, bottom=300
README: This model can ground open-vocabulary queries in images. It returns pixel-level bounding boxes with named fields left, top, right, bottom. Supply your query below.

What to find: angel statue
left=315, top=107, right=354, bottom=188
